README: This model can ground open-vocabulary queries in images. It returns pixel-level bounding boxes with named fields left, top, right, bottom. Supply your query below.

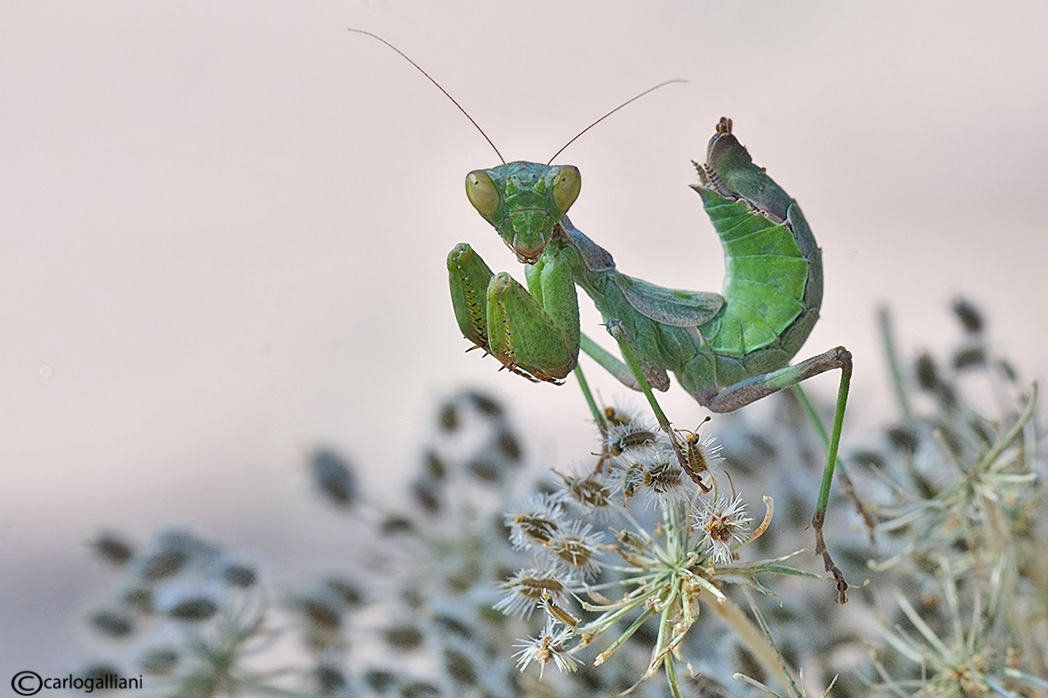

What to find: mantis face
left=465, top=161, right=581, bottom=264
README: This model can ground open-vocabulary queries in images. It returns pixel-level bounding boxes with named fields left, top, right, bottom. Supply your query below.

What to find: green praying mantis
left=351, top=30, right=854, bottom=602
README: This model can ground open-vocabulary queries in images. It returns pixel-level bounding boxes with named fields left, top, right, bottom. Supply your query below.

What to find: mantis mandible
left=351, top=30, right=854, bottom=602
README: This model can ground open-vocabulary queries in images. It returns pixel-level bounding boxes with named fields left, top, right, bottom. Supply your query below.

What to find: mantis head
left=465, top=161, right=581, bottom=264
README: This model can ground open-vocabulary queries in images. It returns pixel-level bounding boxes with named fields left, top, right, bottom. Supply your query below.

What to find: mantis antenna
left=347, top=28, right=506, bottom=164
left=545, top=79, right=688, bottom=164
left=349, top=28, right=686, bottom=167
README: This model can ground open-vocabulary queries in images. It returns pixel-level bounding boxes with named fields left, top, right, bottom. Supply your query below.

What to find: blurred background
left=2, top=0, right=1046, bottom=678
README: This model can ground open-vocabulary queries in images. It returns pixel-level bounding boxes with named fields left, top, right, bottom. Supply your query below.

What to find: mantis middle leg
left=578, top=322, right=710, bottom=490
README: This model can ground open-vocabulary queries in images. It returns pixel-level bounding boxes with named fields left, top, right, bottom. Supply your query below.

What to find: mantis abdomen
left=567, top=122, right=824, bottom=406
left=690, top=189, right=823, bottom=391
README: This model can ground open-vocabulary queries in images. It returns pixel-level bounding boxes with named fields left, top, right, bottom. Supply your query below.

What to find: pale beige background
left=2, top=0, right=1046, bottom=676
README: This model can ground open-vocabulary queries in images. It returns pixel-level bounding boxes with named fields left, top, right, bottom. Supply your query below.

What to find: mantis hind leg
left=705, top=346, right=853, bottom=603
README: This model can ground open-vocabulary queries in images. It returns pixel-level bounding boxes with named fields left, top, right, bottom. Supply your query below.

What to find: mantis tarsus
left=352, top=29, right=854, bottom=602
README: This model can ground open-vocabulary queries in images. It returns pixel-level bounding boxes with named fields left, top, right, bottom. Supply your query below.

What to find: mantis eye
left=465, top=170, right=499, bottom=216
left=551, top=165, right=582, bottom=214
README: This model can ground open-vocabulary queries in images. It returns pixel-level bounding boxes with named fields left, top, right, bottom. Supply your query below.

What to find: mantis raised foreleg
left=447, top=119, right=853, bottom=601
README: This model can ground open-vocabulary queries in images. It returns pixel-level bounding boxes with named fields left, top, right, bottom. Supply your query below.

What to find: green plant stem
left=878, top=307, right=914, bottom=422
left=664, top=654, right=683, bottom=698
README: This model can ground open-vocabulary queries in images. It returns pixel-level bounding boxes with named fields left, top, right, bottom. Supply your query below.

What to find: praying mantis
left=351, top=30, right=854, bottom=601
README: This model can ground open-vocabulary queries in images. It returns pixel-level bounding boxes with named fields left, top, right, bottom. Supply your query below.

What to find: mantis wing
left=613, top=275, right=724, bottom=328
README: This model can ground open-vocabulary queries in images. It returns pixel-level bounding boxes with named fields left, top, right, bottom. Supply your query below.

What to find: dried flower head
left=505, top=494, right=565, bottom=550
left=695, top=493, right=752, bottom=565
left=310, top=448, right=359, bottom=507
left=495, top=568, right=568, bottom=619
left=681, top=422, right=725, bottom=478
left=513, top=619, right=578, bottom=679
left=638, top=448, right=688, bottom=504
left=557, top=467, right=613, bottom=515
left=545, top=520, right=604, bottom=581
left=603, top=418, right=663, bottom=459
